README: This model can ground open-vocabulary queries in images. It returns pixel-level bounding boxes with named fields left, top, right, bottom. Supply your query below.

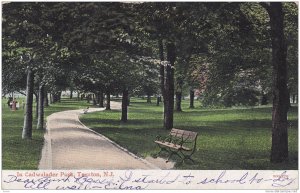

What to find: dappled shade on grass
left=81, top=98, right=298, bottom=170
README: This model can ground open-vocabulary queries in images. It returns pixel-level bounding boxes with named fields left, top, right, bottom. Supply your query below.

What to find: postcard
left=2, top=1, right=298, bottom=191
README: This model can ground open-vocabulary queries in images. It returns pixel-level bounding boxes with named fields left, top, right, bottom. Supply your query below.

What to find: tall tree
left=121, top=88, right=128, bottom=122
left=22, top=66, right=34, bottom=139
left=106, top=90, right=111, bottom=110
left=3, top=3, right=45, bottom=139
left=158, top=38, right=167, bottom=124
left=36, top=84, right=44, bottom=130
left=164, top=42, right=176, bottom=129
left=260, top=2, right=289, bottom=163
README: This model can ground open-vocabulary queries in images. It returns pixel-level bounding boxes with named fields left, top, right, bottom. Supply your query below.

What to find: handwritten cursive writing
left=4, top=175, right=71, bottom=190
left=197, top=171, right=296, bottom=187
left=3, top=170, right=297, bottom=190
left=133, top=171, right=180, bottom=185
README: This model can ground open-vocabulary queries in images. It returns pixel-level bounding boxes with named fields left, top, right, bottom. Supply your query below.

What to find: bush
left=202, top=87, right=260, bottom=107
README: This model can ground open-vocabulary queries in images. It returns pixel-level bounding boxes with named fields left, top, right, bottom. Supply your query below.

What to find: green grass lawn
left=81, top=98, right=298, bottom=170
left=3, top=96, right=297, bottom=170
left=2, top=97, right=90, bottom=170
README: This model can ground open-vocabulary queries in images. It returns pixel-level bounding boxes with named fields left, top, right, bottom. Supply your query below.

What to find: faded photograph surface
left=2, top=1, right=298, bottom=190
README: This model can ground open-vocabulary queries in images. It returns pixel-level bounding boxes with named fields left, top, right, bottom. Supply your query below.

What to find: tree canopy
left=2, top=2, right=298, bottom=162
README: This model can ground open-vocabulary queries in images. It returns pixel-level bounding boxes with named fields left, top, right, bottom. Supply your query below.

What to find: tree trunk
left=44, top=90, right=49, bottom=107
left=58, top=91, right=61, bottom=102
left=77, top=91, right=80, bottom=100
left=70, top=89, right=73, bottom=99
left=159, top=39, right=168, bottom=129
left=96, top=92, right=100, bottom=105
left=189, top=89, right=195, bottom=108
left=164, top=42, right=176, bottom=130
left=147, top=94, right=151, bottom=103
left=99, top=90, right=104, bottom=107
left=37, top=85, right=44, bottom=130
left=93, top=94, right=97, bottom=105
left=261, top=93, right=268, bottom=105
left=52, top=93, right=56, bottom=103
left=156, top=96, right=160, bottom=106
left=121, top=88, right=128, bottom=122
left=106, top=90, right=111, bottom=110
left=262, top=2, right=289, bottom=163
left=87, top=94, right=89, bottom=103
left=52, top=92, right=61, bottom=103
left=22, top=68, right=34, bottom=139
left=175, top=91, right=182, bottom=111
left=292, top=94, right=295, bottom=104
left=287, top=91, right=291, bottom=108
left=34, top=92, right=39, bottom=119
left=127, top=95, right=130, bottom=106
left=50, top=93, right=53, bottom=104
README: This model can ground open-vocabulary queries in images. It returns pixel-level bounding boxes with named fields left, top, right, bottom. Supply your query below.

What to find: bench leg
left=179, top=150, right=196, bottom=164
left=166, top=150, right=182, bottom=163
left=183, top=156, right=195, bottom=164
left=156, top=147, right=168, bottom=156
left=154, top=144, right=169, bottom=158
left=166, top=151, right=175, bottom=162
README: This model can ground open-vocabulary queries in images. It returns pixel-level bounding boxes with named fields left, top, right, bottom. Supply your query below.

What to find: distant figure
left=83, top=107, right=89, bottom=114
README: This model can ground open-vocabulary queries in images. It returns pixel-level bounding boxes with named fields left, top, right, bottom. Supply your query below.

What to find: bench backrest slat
left=170, top=128, right=197, bottom=141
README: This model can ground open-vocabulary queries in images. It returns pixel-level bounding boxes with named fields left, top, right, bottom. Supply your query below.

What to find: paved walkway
left=38, top=102, right=160, bottom=170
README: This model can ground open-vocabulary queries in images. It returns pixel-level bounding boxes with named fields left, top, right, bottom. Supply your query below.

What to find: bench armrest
left=156, top=135, right=162, bottom=141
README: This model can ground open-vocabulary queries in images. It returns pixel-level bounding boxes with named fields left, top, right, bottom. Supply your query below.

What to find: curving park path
left=38, top=101, right=160, bottom=170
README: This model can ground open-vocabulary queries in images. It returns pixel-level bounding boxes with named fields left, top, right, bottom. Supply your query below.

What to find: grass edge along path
left=2, top=98, right=90, bottom=170
left=81, top=98, right=298, bottom=170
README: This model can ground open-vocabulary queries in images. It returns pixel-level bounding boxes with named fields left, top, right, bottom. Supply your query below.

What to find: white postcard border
left=1, top=170, right=298, bottom=190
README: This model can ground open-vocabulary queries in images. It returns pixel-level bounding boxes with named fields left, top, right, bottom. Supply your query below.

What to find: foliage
left=2, top=2, right=298, bottom=165
left=201, top=2, right=297, bottom=107
left=3, top=2, right=297, bottom=105
left=283, top=3, right=298, bottom=96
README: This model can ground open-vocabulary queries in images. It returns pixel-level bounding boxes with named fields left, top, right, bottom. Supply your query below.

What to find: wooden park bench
left=154, top=128, right=198, bottom=164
